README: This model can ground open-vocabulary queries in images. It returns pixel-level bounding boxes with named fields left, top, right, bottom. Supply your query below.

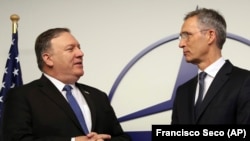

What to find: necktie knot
left=199, top=72, right=207, bottom=81
left=63, top=85, right=72, bottom=92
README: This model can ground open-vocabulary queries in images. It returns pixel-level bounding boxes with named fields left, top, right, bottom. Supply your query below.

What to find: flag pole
left=10, top=14, right=19, bottom=34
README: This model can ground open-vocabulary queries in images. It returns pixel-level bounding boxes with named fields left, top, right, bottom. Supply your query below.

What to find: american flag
left=0, top=30, right=23, bottom=118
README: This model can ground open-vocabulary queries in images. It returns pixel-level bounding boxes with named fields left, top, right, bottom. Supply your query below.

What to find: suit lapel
left=38, top=75, right=83, bottom=132
left=195, top=61, right=232, bottom=121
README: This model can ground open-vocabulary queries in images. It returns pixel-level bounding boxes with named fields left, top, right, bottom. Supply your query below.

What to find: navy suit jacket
left=172, top=60, right=250, bottom=124
left=2, top=75, right=131, bottom=141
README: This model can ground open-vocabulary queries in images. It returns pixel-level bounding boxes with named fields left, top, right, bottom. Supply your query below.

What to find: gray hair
left=184, top=8, right=227, bottom=49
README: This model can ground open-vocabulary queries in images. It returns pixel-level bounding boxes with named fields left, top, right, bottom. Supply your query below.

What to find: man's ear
left=207, top=29, right=216, bottom=45
left=42, top=53, right=53, bottom=67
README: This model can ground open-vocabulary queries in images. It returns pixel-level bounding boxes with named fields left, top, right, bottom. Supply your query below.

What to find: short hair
left=184, top=8, right=227, bottom=49
left=35, top=28, right=70, bottom=71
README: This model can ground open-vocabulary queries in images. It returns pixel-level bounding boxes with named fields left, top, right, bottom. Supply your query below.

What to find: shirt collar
left=199, top=57, right=226, bottom=78
left=43, top=73, right=76, bottom=91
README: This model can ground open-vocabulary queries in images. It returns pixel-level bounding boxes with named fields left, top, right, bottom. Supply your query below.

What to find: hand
left=75, top=132, right=111, bottom=141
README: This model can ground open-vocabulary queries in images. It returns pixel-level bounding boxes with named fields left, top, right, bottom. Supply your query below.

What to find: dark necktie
left=63, top=85, right=89, bottom=134
left=195, top=72, right=207, bottom=117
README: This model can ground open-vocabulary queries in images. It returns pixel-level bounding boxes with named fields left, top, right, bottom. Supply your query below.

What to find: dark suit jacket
left=2, top=75, right=131, bottom=141
left=171, top=60, right=250, bottom=124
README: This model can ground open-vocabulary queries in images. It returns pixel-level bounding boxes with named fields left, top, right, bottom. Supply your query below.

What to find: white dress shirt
left=43, top=73, right=92, bottom=132
left=195, top=57, right=226, bottom=104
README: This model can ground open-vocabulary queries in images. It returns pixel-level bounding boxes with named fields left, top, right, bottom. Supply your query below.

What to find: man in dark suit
left=2, top=28, right=131, bottom=141
left=171, top=8, right=250, bottom=124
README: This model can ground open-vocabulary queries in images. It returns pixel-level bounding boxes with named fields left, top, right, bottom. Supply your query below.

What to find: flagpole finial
left=10, top=14, right=20, bottom=22
left=10, top=14, right=20, bottom=34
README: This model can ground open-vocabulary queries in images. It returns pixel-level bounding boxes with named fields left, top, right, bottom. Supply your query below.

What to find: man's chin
left=185, top=58, right=192, bottom=63
left=187, top=60, right=199, bottom=65
left=78, top=72, right=84, bottom=77
left=75, top=71, right=84, bottom=77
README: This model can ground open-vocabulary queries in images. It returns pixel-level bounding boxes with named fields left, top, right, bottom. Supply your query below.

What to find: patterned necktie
left=63, top=85, right=89, bottom=134
left=195, top=72, right=207, bottom=118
